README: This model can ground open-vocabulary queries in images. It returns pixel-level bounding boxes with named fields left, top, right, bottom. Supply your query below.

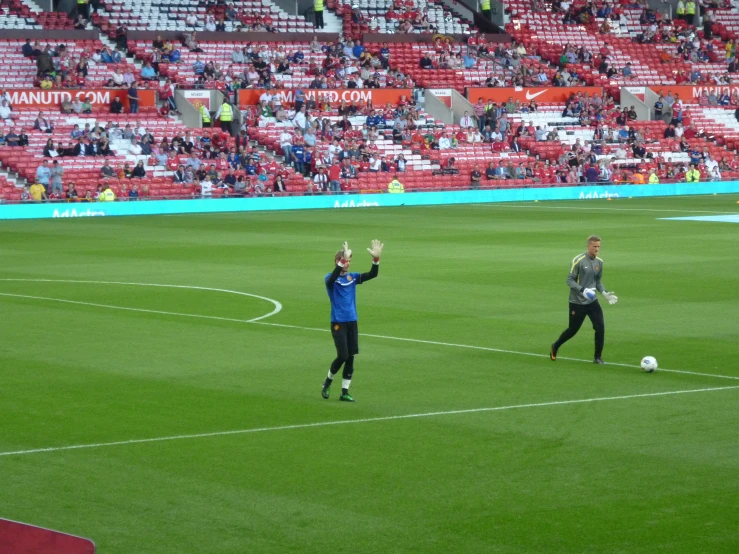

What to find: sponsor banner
left=648, top=85, right=739, bottom=100
left=238, top=89, right=413, bottom=108
left=2, top=182, right=739, bottom=220
left=4, top=89, right=156, bottom=109
left=466, top=87, right=604, bottom=104
left=428, top=88, right=453, bottom=107
left=182, top=90, right=211, bottom=109
left=624, top=86, right=646, bottom=103
left=0, top=519, right=96, bottom=554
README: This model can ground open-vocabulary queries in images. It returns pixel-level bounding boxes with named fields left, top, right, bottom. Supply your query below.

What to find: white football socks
left=342, top=379, right=351, bottom=390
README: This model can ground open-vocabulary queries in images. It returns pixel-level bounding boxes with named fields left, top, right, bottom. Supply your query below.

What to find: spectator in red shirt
left=328, top=162, right=342, bottom=193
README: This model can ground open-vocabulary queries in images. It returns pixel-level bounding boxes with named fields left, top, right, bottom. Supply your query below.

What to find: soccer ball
left=641, top=356, right=658, bottom=373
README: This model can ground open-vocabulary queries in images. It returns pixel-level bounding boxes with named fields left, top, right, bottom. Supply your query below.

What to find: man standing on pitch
left=322, top=240, right=384, bottom=402
left=551, top=235, right=618, bottom=364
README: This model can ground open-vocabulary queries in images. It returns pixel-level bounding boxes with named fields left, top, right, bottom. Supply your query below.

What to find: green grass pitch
left=1, top=196, right=738, bottom=553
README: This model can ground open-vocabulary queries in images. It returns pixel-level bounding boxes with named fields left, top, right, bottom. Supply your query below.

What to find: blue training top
left=325, top=272, right=362, bottom=322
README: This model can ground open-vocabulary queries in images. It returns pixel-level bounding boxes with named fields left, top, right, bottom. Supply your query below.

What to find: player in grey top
left=551, top=235, right=618, bottom=364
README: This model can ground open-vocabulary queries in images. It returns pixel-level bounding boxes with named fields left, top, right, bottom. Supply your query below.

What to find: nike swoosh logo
left=525, top=90, right=548, bottom=100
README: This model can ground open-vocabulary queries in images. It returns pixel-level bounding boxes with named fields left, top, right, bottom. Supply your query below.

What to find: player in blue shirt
left=322, top=240, right=383, bottom=402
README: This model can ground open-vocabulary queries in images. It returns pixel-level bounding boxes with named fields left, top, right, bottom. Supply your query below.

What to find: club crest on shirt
left=595, top=265, right=600, bottom=271
left=334, top=324, right=340, bottom=331
left=346, top=275, right=353, bottom=282
left=572, top=311, right=576, bottom=315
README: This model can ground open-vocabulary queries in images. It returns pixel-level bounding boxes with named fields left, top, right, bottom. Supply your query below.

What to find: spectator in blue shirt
left=291, top=140, right=306, bottom=174
left=244, top=160, right=258, bottom=175
left=140, top=62, right=157, bottom=81
left=380, top=42, right=390, bottom=69
left=352, top=40, right=364, bottom=59
left=193, top=57, right=205, bottom=75
left=343, top=41, right=354, bottom=59
left=294, top=88, right=306, bottom=112
left=227, top=150, right=240, bottom=168
left=36, top=160, right=51, bottom=189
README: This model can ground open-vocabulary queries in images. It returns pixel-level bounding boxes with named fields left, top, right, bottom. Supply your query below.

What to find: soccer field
left=1, top=196, right=738, bottom=553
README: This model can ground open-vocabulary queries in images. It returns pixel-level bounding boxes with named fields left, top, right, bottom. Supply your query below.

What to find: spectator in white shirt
left=674, top=122, right=684, bottom=138
left=111, top=68, right=124, bottom=86
left=459, top=112, right=474, bottom=129
left=704, top=155, right=718, bottom=174
left=313, top=167, right=329, bottom=191
left=438, top=133, right=451, bottom=150
left=200, top=178, right=213, bottom=197
left=128, top=138, right=142, bottom=155
left=292, top=105, right=307, bottom=133
left=259, top=90, right=273, bottom=104
left=279, top=130, right=293, bottom=161
left=204, top=16, right=216, bottom=32
left=0, top=100, right=13, bottom=125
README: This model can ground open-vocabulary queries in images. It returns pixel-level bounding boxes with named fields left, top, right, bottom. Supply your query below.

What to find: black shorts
left=331, top=321, right=358, bottom=359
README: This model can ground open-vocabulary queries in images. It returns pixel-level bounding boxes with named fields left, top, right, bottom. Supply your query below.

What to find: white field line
left=1, top=284, right=738, bottom=383
left=0, top=279, right=281, bottom=323
left=253, top=321, right=739, bottom=382
left=1, top=385, right=737, bottom=458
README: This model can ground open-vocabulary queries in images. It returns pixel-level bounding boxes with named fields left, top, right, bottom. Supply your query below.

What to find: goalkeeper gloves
left=337, top=241, right=352, bottom=267
left=366, top=239, right=384, bottom=263
left=582, top=288, right=597, bottom=301
left=602, top=291, right=618, bottom=305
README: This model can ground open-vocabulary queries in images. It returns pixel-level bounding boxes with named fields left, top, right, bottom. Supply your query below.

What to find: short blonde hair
left=587, top=235, right=601, bottom=244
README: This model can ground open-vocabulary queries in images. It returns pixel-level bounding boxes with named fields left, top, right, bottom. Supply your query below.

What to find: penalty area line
left=1, top=385, right=737, bottom=458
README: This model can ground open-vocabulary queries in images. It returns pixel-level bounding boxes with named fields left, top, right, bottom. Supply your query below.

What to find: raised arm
left=359, top=240, right=383, bottom=284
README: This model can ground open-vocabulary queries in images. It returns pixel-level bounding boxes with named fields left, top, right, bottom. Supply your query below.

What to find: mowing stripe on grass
left=254, top=321, right=739, bottom=382
left=477, top=204, right=739, bottom=215
left=1, top=284, right=738, bottom=383
left=1, top=385, right=737, bottom=458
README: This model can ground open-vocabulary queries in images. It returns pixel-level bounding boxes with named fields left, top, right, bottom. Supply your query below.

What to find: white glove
left=366, top=239, right=384, bottom=262
left=582, top=288, right=597, bottom=301
left=602, top=291, right=618, bottom=305
left=338, top=241, right=352, bottom=267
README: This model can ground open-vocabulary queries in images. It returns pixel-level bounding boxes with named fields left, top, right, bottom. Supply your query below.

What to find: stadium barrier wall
left=4, top=89, right=156, bottom=110
left=238, top=89, right=413, bottom=108
left=2, top=182, right=739, bottom=220
left=466, top=87, right=604, bottom=104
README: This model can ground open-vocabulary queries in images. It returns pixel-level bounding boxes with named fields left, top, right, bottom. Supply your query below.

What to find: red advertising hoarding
left=238, top=88, right=413, bottom=108
left=4, top=89, right=156, bottom=109
left=0, top=519, right=95, bottom=554
left=648, top=85, right=739, bottom=100
left=466, top=87, right=604, bottom=104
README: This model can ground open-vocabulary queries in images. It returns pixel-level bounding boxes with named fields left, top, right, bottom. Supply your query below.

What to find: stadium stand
left=329, top=0, right=476, bottom=37
left=92, top=0, right=312, bottom=34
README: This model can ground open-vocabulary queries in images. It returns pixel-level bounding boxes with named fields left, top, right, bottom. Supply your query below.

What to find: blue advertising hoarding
left=1, top=182, right=738, bottom=220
